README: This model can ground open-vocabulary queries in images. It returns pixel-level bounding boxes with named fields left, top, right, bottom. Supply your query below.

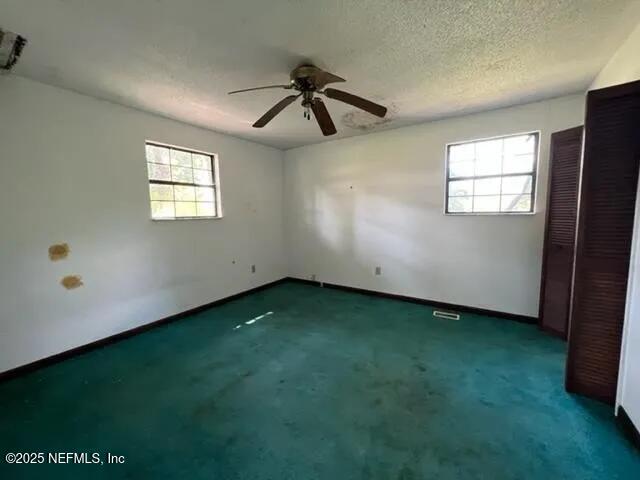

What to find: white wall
left=591, top=21, right=640, bottom=90
left=0, top=75, right=286, bottom=374
left=591, top=19, right=640, bottom=427
left=284, top=95, right=585, bottom=317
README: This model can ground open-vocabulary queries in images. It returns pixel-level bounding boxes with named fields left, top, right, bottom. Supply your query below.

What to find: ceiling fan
left=228, top=64, right=387, bottom=136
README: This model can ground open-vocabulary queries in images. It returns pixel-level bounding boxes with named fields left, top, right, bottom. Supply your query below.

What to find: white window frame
left=145, top=140, right=223, bottom=221
left=443, top=131, right=540, bottom=216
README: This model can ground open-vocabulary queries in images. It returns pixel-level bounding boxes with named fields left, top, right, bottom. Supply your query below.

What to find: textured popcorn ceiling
left=2, top=0, right=640, bottom=149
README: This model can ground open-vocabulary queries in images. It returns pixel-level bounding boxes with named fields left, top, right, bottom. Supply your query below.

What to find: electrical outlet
left=375, top=266, right=382, bottom=276
left=311, top=274, right=317, bottom=282
left=251, top=265, right=256, bottom=273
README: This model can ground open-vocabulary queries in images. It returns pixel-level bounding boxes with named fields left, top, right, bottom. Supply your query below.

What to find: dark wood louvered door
left=566, top=80, right=640, bottom=404
left=538, top=126, right=583, bottom=339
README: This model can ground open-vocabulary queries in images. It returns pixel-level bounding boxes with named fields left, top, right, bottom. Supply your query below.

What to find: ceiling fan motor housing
left=290, top=65, right=323, bottom=91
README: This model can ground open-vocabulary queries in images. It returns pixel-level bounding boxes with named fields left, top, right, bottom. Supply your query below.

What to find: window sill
left=444, top=211, right=536, bottom=216
left=151, top=216, right=224, bottom=221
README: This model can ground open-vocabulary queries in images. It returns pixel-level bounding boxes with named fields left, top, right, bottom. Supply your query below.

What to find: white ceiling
left=2, top=0, right=640, bottom=149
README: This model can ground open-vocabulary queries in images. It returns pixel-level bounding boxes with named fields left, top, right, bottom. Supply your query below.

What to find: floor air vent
left=433, top=310, right=460, bottom=321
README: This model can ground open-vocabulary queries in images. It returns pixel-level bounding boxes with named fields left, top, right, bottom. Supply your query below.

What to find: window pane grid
left=446, top=133, right=537, bottom=214
left=146, top=143, right=219, bottom=219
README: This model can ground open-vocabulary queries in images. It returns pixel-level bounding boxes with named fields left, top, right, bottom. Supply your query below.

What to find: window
left=445, top=132, right=539, bottom=214
left=145, top=142, right=221, bottom=220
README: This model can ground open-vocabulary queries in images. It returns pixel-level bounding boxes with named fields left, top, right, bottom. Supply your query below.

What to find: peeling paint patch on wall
left=61, top=275, right=83, bottom=290
left=49, top=243, right=70, bottom=261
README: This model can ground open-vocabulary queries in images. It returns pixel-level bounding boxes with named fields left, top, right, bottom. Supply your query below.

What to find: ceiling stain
left=341, top=103, right=398, bottom=131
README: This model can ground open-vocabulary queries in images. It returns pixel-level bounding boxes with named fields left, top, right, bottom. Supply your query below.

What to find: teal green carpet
left=0, top=281, right=638, bottom=479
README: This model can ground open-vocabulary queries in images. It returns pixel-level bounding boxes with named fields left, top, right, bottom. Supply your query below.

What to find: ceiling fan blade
left=253, top=94, right=300, bottom=128
left=313, top=69, right=346, bottom=88
left=228, top=84, right=291, bottom=95
left=323, top=88, right=387, bottom=118
left=311, top=98, right=337, bottom=136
